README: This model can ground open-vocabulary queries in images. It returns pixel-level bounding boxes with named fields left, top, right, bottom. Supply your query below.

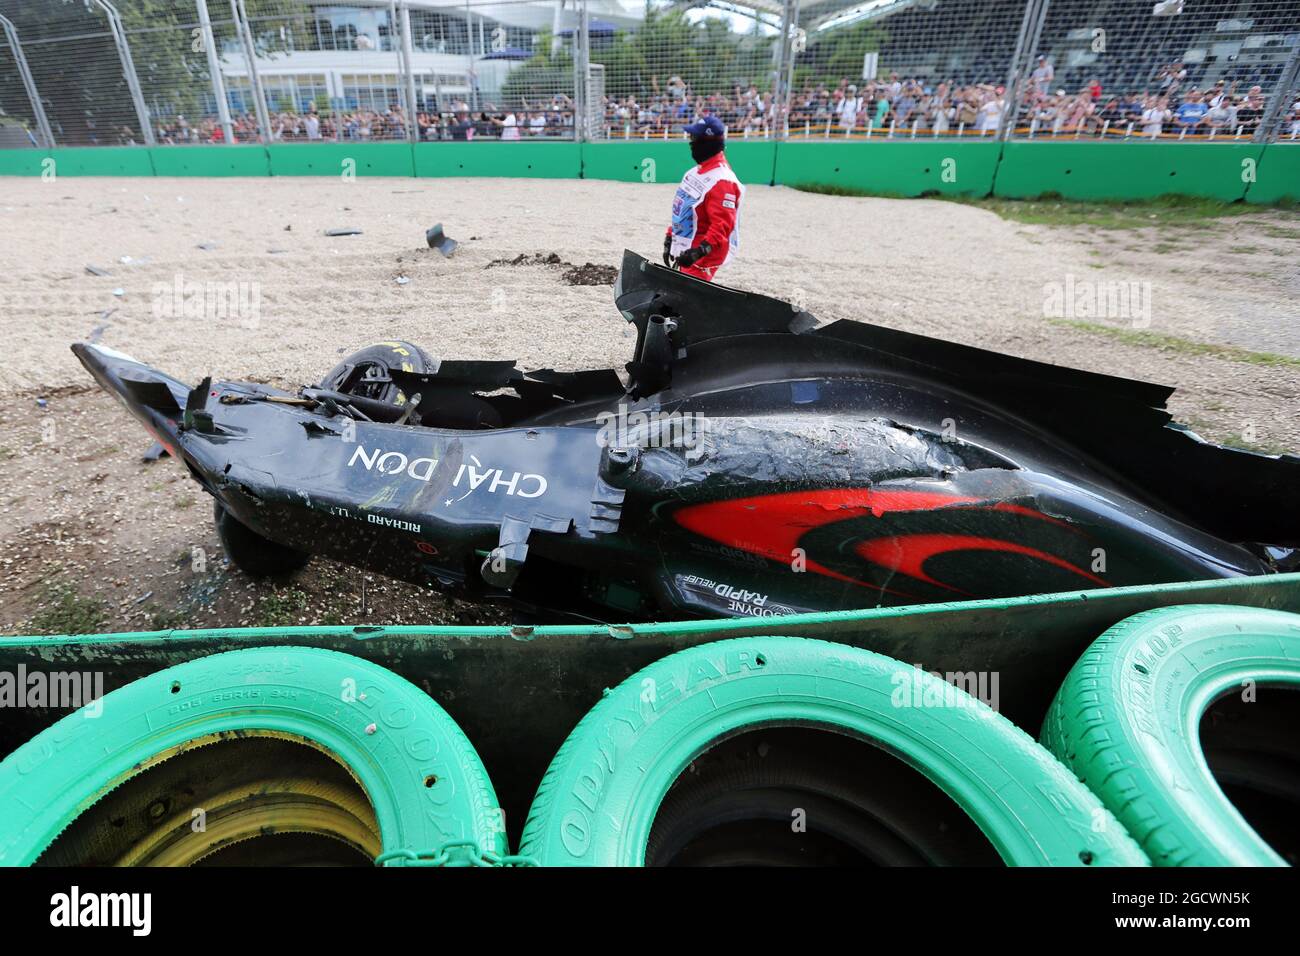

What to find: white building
left=218, top=0, right=644, bottom=113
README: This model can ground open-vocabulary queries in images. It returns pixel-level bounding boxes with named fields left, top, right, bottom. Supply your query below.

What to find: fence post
left=230, top=0, right=273, bottom=143
left=393, top=1, right=418, bottom=142
left=1254, top=43, right=1300, bottom=144
left=770, top=7, right=785, bottom=133
left=0, top=14, right=55, bottom=148
left=400, top=3, right=420, bottom=141
left=89, top=0, right=155, bottom=145
left=783, top=2, right=801, bottom=139
left=463, top=0, right=474, bottom=110
left=997, top=0, right=1051, bottom=142
left=391, top=1, right=405, bottom=122
left=573, top=0, right=590, bottom=142
left=771, top=0, right=799, bottom=138
left=194, top=0, right=234, bottom=145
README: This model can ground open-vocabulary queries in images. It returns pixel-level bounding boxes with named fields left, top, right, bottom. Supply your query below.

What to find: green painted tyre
left=519, top=636, right=1147, bottom=866
left=0, top=647, right=505, bottom=866
left=1042, top=604, right=1300, bottom=867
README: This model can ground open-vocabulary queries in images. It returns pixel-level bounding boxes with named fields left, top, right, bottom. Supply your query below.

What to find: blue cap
left=684, top=115, right=726, bottom=138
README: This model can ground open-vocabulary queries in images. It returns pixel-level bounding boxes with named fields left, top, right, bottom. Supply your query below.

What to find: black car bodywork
left=74, top=250, right=1300, bottom=623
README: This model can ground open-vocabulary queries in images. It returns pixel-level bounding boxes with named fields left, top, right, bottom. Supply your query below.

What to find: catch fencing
left=0, top=0, right=1297, bottom=148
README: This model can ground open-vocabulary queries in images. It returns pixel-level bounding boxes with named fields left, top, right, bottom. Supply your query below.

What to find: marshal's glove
left=662, top=232, right=673, bottom=267
left=675, top=242, right=712, bottom=268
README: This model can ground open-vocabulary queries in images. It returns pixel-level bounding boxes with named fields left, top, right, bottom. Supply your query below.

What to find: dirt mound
left=487, top=251, right=618, bottom=286
left=561, top=262, right=619, bottom=286
left=487, top=252, right=565, bottom=268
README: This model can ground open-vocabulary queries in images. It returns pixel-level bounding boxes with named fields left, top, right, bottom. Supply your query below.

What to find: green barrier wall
left=0, top=140, right=1293, bottom=205
left=581, top=140, right=777, bottom=186
left=149, top=144, right=271, bottom=177
left=1247, top=145, right=1300, bottom=204
left=413, top=141, right=579, bottom=178
left=772, top=140, right=998, bottom=196
left=24, top=146, right=157, bottom=177
left=267, top=141, right=414, bottom=176
left=0, top=149, right=50, bottom=176
left=993, top=140, right=1264, bottom=201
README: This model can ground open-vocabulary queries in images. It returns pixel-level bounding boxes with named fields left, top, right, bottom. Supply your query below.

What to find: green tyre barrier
left=0, top=646, right=505, bottom=866
left=519, top=636, right=1147, bottom=866
left=1042, top=605, right=1300, bottom=867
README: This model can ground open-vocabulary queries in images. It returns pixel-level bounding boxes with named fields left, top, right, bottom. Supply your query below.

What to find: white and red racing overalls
left=667, top=152, right=744, bottom=281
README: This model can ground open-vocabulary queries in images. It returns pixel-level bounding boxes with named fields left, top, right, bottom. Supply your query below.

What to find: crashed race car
left=75, top=250, right=1299, bottom=624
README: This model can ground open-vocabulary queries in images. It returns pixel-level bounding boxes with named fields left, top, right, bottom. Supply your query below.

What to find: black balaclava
left=690, top=135, right=726, bottom=164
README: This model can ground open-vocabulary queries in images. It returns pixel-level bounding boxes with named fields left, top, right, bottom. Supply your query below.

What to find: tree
left=500, top=28, right=573, bottom=107
left=793, top=22, right=890, bottom=89
left=500, top=8, right=776, bottom=110
left=0, top=0, right=310, bottom=145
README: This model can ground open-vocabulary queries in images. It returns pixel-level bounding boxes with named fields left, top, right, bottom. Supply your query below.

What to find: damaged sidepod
left=73, top=250, right=1300, bottom=623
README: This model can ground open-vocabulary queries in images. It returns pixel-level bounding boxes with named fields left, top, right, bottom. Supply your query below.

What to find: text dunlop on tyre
left=519, top=637, right=1147, bottom=867
left=0, top=647, right=505, bottom=866
left=1042, top=605, right=1300, bottom=866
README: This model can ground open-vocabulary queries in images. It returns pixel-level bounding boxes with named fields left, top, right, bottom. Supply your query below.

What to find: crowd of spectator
left=747, top=63, right=1287, bottom=139
left=602, top=75, right=776, bottom=136
left=435, top=96, right=575, bottom=140
left=150, top=96, right=577, bottom=145
left=591, top=65, right=1298, bottom=141
left=139, top=59, right=1300, bottom=145
left=785, top=74, right=1009, bottom=135
left=1010, top=59, right=1276, bottom=138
